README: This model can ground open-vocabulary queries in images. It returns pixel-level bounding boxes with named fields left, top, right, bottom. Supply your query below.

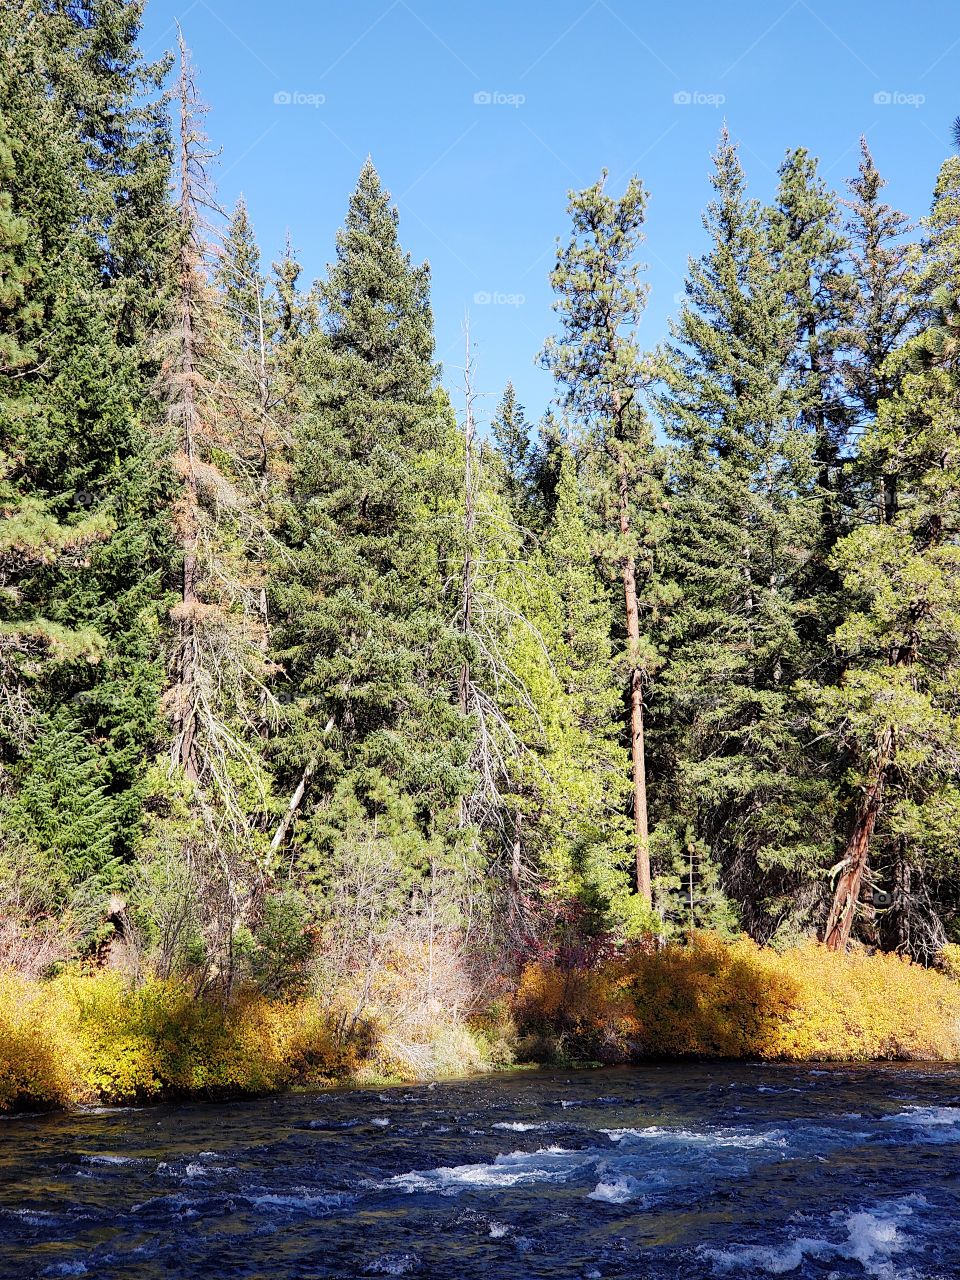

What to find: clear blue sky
left=141, top=0, right=959, bottom=429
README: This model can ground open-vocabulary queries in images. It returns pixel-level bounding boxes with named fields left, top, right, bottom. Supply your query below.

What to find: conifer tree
left=542, top=172, right=660, bottom=907
left=0, top=0, right=172, bottom=883
left=656, top=130, right=833, bottom=939
left=145, top=38, right=287, bottom=990
left=532, top=448, right=633, bottom=916
left=819, top=157, right=960, bottom=955
left=839, top=140, right=917, bottom=435
left=491, top=381, right=536, bottom=530
left=272, top=161, right=470, bottom=881
left=772, top=147, right=854, bottom=542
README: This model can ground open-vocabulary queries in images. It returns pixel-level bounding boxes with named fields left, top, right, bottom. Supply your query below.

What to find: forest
left=4, top=1, right=960, bottom=1101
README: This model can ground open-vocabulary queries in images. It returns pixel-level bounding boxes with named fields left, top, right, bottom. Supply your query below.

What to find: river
left=2, top=1063, right=958, bottom=1278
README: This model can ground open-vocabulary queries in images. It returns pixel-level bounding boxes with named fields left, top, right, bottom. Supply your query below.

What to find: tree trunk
left=270, top=757, right=316, bottom=853
left=618, top=463, right=651, bottom=906
left=509, top=811, right=522, bottom=894
left=173, top=38, right=200, bottom=783
left=823, top=727, right=893, bottom=951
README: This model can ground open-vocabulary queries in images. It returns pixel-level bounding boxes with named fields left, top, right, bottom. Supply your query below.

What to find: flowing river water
left=2, top=1063, right=959, bottom=1279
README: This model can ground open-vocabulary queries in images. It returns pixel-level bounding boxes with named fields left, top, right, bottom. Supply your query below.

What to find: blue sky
left=141, top=0, right=959, bottom=430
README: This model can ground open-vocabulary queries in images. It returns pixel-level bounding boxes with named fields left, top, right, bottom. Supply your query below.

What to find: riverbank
left=3, top=934, right=959, bottom=1112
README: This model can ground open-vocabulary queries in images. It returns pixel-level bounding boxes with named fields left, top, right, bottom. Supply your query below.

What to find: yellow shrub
left=0, top=970, right=87, bottom=1109
left=940, top=943, right=960, bottom=983
left=5, top=932, right=956, bottom=1112
left=0, top=969, right=359, bottom=1110
left=514, top=933, right=960, bottom=1063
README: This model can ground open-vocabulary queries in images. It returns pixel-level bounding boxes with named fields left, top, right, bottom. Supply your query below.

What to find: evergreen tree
left=839, top=139, right=917, bottom=435
left=527, top=448, right=633, bottom=920
left=819, top=157, right=960, bottom=956
left=272, top=161, right=470, bottom=885
left=0, top=1, right=173, bottom=883
left=146, top=38, right=290, bottom=992
left=655, top=130, right=834, bottom=941
left=772, top=148, right=854, bottom=520
left=542, top=172, right=661, bottom=908
left=491, top=381, right=536, bottom=529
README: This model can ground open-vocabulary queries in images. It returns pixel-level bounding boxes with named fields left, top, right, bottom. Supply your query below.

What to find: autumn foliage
left=0, top=936, right=503, bottom=1111
left=3, top=933, right=959, bottom=1111
left=513, top=932, right=960, bottom=1063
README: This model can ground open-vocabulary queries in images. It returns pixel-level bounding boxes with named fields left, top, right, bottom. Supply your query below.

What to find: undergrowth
left=2, top=933, right=959, bottom=1111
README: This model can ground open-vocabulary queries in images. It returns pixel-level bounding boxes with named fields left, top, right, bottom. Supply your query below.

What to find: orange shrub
left=514, top=932, right=960, bottom=1063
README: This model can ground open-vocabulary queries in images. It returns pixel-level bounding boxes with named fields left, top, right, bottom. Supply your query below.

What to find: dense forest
left=4, top=0, right=960, bottom=1033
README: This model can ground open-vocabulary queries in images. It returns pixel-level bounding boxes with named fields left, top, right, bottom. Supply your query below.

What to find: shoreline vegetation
left=3, top=934, right=959, bottom=1114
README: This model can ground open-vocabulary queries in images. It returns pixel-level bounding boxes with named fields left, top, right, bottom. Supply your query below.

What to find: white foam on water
left=5, top=1207, right=57, bottom=1219
left=488, top=1220, right=510, bottom=1237
left=75, top=1105, right=142, bottom=1115
left=885, top=1106, right=960, bottom=1142
left=587, top=1174, right=647, bottom=1205
left=603, top=1125, right=785, bottom=1150
left=703, top=1196, right=925, bottom=1278
left=492, top=1122, right=552, bottom=1133
left=383, top=1145, right=597, bottom=1196
left=251, top=1189, right=351, bottom=1213
left=81, top=1154, right=133, bottom=1165
left=363, top=1251, right=421, bottom=1275
left=42, top=1265, right=87, bottom=1277
left=370, top=1117, right=391, bottom=1127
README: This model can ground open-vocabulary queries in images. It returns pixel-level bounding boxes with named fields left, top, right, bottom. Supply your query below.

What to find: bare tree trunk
left=892, top=839, right=911, bottom=953
left=458, top=325, right=476, bottom=831
left=269, top=714, right=334, bottom=852
left=509, top=812, right=522, bottom=894
left=270, top=757, right=316, bottom=853
left=172, top=34, right=201, bottom=783
left=823, top=727, right=893, bottom=951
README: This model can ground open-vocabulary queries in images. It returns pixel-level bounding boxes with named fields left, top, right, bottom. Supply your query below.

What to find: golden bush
left=4, top=932, right=958, bottom=1111
left=0, top=970, right=87, bottom=1110
left=514, top=932, right=960, bottom=1063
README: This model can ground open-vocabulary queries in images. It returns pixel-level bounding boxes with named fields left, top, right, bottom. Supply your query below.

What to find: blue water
left=2, top=1063, right=959, bottom=1278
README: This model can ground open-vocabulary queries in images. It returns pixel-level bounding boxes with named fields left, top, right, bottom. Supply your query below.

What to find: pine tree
left=772, top=148, right=854, bottom=522
left=655, top=130, right=833, bottom=940
left=146, top=38, right=290, bottom=991
left=839, top=139, right=917, bottom=435
left=542, top=172, right=661, bottom=908
left=0, top=1, right=172, bottom=881
left=491, top=381, right=536, bottom=530
left=536, top=448, right=633, bottom=919
left=272, top=160, right=470, bottom=882
left=819, top=157, right=960, bottom=956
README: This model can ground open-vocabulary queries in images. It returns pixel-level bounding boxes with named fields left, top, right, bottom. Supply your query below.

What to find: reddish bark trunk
left=823, top=728, right=893, bottom=951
